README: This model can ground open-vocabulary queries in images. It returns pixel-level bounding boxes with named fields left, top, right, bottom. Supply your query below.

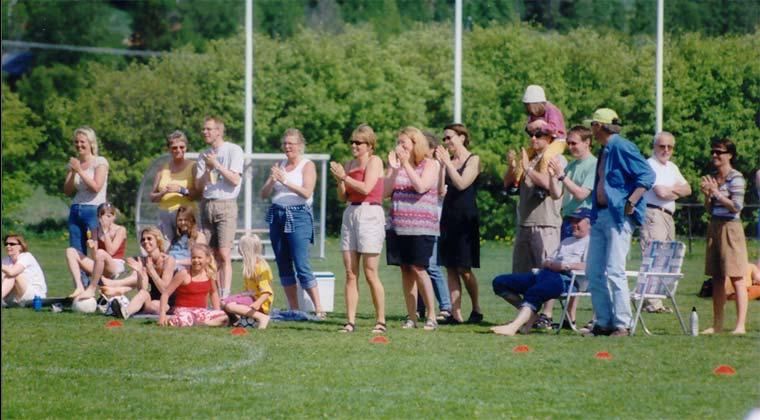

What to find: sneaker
left=466, top=310, right=484, bottom=324
left=96, top=297, right=109, bottom=314
left=423, top=319, right=438, bottom=331
left=532, top=314, right=553, bottom=330
left=111, top=296, right=131, bottom=320
left=609, top=327, right=630, bottom=337
left=402, top=318, right=417, bottom=329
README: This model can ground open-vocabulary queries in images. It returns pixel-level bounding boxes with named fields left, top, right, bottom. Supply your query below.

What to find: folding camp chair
left=629, top=240, right=688, bottom=336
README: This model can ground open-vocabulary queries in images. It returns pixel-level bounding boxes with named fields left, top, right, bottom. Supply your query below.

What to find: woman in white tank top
left=260, top=128, right=324, bottom=318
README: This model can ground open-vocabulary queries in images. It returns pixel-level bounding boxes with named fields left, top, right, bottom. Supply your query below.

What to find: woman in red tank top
left=67, top=202, right=128, bottom=300
left=329, top=124, right=387, bottom=334
left=158, top=243, right=228, bottom=327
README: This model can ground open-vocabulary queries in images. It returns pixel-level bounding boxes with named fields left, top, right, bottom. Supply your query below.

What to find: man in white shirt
left=195, top=116, right=244, bottom=298
left=640, top=131, right=691, bottom=312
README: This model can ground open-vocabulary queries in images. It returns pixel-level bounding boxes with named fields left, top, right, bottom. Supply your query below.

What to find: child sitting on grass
left=222, top=234, right=273, bottom=329
left=158, top=243, right=228, bottom=327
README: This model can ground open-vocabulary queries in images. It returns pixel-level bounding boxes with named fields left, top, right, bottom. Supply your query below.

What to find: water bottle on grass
left=690, top=307, right=699, bottom=336
left=33, top=295, right=42, bottom=312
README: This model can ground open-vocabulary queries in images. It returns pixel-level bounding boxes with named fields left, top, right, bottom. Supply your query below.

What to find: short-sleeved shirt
left=643, top=157, right=687, bottom=214
left=2, top=253, right=47, bottom=297
left=243, top=260, right=274, bottom=314
left=551, top=235, right=590, bottom=266
left=157, top=161, right=196, bottom=211
left=561, top=155, right=597, bottom=217
left=69, top=156, right=109, bottom=206
left=518, top=154, right=566, bottom=227
left=196, top=142, right=244, bottom=200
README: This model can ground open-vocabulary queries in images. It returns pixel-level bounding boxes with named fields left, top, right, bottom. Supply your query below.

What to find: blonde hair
left=166, top=130, right=188, bottom=148
left=351, top=124, right=377, bottom=151
left=74, top=126, right=99, bottom=156
left=141, top=226, right=166, bottom=253
left=281, top=128, right=306, bottom=154
left=399, top=126, right=429, bottom=166
left=204, top=116, right=225, bottom=136
left=4, top=234, right=29, bottom=253
left=191, top=243, right=217, bottom=281
left=238, top=234, right=266, bottom=279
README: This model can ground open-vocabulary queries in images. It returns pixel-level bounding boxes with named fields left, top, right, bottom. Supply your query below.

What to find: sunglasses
left=5, top=242, right=20, bottom=246
left=656, top=144, right=674, bottom=150
left=525, top=128, right=551, bottom=138
left=710, top=149, right=730, bottom=156
left=350, top=140, right=367, bottom=146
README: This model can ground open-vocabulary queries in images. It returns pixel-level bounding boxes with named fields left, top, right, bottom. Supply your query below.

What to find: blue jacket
left=590, top=134, right=655, bottom=227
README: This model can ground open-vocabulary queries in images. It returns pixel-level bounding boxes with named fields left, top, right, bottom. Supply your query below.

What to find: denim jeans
left=68, top=204, right=99, bottom=288
left=492, top=269, right=569, bottom=312
left=268, top=205, right=316, bottom=290
left=585, top=209, right=633, bottom=330
left=417, top=238, right=452, bottom=314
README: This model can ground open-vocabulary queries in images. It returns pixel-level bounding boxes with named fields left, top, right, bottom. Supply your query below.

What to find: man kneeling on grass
left=490, top=208, right=591, bottom=336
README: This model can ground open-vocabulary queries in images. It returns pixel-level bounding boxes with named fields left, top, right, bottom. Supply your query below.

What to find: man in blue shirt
left=583, top=108, right=655, bottom=337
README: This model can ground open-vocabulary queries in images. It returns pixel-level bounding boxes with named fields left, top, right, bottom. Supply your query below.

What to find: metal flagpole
left=655, top=0, right=664, bottom=134
left=244, top=0, right=254, bottom=232
left=454, top=0, right=462, bottom=123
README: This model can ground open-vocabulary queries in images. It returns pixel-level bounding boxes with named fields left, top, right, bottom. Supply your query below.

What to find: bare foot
left=731, top=328, right=746, bottom=335
left=492, top=323, right=520, bottom=336
left=68, top=288, right=84, bottom=298
left=489, top=323, right=509, bottom=332
left=77, top=288, right=96, bottom=300
left=701, top=327, right=721, bottom=335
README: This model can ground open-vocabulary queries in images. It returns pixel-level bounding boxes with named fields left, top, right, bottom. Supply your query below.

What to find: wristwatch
left=557, top=174, right=566, bottom=181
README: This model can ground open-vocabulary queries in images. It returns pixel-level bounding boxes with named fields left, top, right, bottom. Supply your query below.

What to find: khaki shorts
left=201, top=199, right=238, bottom=249
left=640, top=207, right=675, bottom=254
left=705, top=219, right=747, bottom=278
left=512, top=225, right=560, bottom=273
left=340, top=203, right=385, bottom=254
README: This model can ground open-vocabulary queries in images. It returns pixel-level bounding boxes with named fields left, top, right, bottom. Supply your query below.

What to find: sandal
left=423, top=318, right=438, bottom=331
left=340, top=322, right=356, bottom=333
left=402, top=318, right=417, bottom=329
left=371, top=322, right=387, bottom=334
left=316, top=312, right=327, bottom=321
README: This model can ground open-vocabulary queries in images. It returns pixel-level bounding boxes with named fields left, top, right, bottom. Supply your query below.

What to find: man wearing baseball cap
left=582, top=108, right=655, bottom=337
left=491, top=207, right=592, bottom=336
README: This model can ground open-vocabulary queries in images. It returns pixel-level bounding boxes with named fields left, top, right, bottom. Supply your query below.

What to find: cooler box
left=296, top=271, right=335, bottom=312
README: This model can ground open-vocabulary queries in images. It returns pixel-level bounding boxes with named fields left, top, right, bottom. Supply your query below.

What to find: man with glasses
left=582, top=108, right=655, bottom=337
left=195, top=116, right=244, bottom=299
left=504, top=119, right=566, bottom=329
left=639, top=131, right=692, bottom=313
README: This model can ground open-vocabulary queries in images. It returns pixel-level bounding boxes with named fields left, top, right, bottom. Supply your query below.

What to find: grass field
left=2, top=235, right=759, bottom=418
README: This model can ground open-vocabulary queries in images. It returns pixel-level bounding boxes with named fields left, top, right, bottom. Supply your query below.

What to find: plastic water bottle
left=33, top=295, right=42, bottom=312
left=690, top=307, right=699, bottom=336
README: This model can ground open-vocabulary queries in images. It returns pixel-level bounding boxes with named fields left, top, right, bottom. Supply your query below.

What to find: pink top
left=528, top=101, right=566, bottom=140
left=390, top=159, right=439, bottom=236
left=346, top=167, right=383, bottom=204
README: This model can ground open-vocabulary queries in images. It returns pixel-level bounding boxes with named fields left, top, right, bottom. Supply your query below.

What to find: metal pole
left=655, top=0, right=664, bottom=134
left=454, top=0, right=462, bottom=123
left=244, top=0, right=254, bottom=232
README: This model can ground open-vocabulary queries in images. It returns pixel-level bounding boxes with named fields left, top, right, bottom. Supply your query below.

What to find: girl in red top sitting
left=158, top=243, right=228, bottom=327
left=67, top=202, right=127, bottom=300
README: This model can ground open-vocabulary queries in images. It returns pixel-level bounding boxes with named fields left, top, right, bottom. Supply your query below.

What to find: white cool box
left=296, top=271, right=335, bottom=312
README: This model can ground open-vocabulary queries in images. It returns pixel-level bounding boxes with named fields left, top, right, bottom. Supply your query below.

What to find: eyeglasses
left=350, top=140, right=367, bottom=146
left=656, top=144, right=674, bottom=150
left=566, top=141, right=579, bottom=146
left=5, top=242, right=19, bottom=246
left=170, top=145, right=186, bottom=150
left=710, top=149, right=730, bottom=156
left=140, top=237, right=153, bottom=243
left=525, top=128, right=551, bottom=138
left=443, top=135, right=454, bottom=141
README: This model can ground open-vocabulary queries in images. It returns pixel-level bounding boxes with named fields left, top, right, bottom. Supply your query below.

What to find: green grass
left=2, top=236, right=759, bottom=418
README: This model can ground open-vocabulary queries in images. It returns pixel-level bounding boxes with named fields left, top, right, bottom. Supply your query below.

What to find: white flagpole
left=655, top=0, right=664, bottom=134
left=454, top=0, right=462, bottom=123
left=244, top=0, right=254, bottom=232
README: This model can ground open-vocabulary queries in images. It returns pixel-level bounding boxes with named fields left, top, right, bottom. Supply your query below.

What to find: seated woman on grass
left=66, top=202, right=127, bottom=300
left=166, top=205, right=206, bottom=271
left=222, top=234, right=273, bottom=329
left=109, top=227, right=177, bottom=319
left=2, top=234, right=47, bottom=307
left=158, top=243, right=228, bottom=327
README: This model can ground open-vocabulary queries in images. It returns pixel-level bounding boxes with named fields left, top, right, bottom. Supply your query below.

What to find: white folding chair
left=556, top=270, right=590, bottom=333
left=629, top=240, right=688, bottom=336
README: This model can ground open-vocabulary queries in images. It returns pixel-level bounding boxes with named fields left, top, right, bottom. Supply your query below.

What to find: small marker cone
left=595, top=351, right=613, bottom=360
left=370, top=336, right=389, bottom=344
left=231, top=327, right=248, bottom=336
left=106, top=320, right=123, bottom=328
left=513, top=345, right=531, bottom=353
left=713, top=365, right=736, bottom=375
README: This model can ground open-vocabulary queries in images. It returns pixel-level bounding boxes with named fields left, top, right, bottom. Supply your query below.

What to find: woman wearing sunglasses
left=2, top=234, right=47, bottom=307
left=701, top=138, right=748, bottom=335
left=329, top=124, right=387, bottom=333
left=150, top=130, right=197, bottom=243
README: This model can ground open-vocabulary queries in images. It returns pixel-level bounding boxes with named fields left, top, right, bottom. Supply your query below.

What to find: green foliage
left=1, top=83, right=46, bottom=229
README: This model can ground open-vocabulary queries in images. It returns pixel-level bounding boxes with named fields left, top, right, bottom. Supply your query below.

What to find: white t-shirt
left=2, top=253, right=47, bottom=297
left=552, top=234, right=590, bottom=266
left=272, top=158, right=313, bottom=206
left=643, top=157, right=687, bottom=213
left=196, top=141, right=245, bottom=200
left=69, top=156, right=109, bottom=206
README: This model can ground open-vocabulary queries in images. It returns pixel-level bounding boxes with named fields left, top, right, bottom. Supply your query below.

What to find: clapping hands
left=329, top=161, right=346, bottom=181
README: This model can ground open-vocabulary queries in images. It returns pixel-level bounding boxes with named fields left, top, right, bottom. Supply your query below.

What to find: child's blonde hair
left=238, top=234, right=265, bottom=279
left=191, top=243, right=217, bottom=281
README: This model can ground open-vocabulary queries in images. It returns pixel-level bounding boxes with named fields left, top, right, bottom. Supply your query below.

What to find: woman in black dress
left=435, top=123, right=482, bottom=324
